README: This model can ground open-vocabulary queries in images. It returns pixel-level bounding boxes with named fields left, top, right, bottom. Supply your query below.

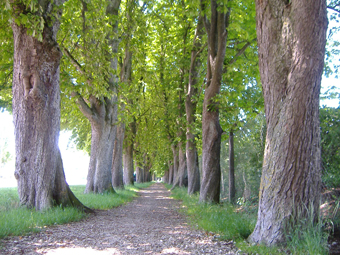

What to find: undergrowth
left=167, top=184, right=330, bottom=255
left=168, top=185, right=255, bottom=241
left=0, top=182, right=153, bottom=239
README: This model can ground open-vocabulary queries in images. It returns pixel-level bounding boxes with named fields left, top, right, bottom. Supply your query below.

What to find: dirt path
left=0, top=183, right=239, bottom=254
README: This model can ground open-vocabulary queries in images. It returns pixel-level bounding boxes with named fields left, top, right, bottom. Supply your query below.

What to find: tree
left=249, top=0, right=328, bottom=245
left=60, top=0, right=121, bottom=193
left=10, top=0, right=88, bottom=211
left=199, top=0, right=230, bottom=203
left=186, top=14, right=204, bottom=195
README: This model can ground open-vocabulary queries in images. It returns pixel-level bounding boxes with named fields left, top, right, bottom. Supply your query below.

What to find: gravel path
left=0, top=183, right=240, bottom=254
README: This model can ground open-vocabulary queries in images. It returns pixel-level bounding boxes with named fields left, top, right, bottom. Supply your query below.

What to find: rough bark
left=135, top=162, right=144, bottom=183
left=199, top=0, right=230, bottom=203
left=172, top=143, right=188, bottom=189
left=186, top=15, right=204, bottom=195
left=248, top=0, right=328, bottom=245
left=11, top=0, right=88, bottom=211
left=168, top=161, right=174, bottom=185
left=123, top=142, right=134, bottom=185
left=121, top=48, right=134, bottom=186
left=163, top=170, right=169, bottom=184
left=228, top=130, right=235, bottom=204
left=82, top=97, right=117, bottom=194
left=171, top=144, right=179, bottom=186
left=112, top=123, right=125, bottom=189
left=76, top=0, right=121, bottom=194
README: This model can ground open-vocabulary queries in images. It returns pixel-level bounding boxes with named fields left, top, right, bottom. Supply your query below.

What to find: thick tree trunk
left=186, top=15, right=204, bottom=195
left=171, top=144, right=179, bottom=186
left=73, top=0, right=121, bottom=194
left=12, top=0, right=88, bottom=211
left=199, top=0, right=230, bottom=203
left=173, top=143, right=188, bottom=188
left=163, top=170, right=169, bottom=183
left=135, top=161, right=144, bottom=183
left=84, top=107, right=116, bottom=193
left=168, top=161, right=174, bottom=185
left=249, top=0, right=328, bottom=245
left=123, top=142, right=134, bottom=185
left=112, top=123, right=125, bottom=189
left=228, top=130, right=235, bottom=204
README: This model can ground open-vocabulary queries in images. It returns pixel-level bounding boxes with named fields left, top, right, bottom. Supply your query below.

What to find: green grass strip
left=0, top=182, right=153, bottom=239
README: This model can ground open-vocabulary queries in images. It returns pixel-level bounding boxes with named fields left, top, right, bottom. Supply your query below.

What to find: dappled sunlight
left=161, top=247, right=190, bottom=254
left=39, top=247, right=122, bottom=255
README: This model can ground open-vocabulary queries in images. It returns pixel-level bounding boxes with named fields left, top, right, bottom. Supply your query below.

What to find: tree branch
left=62, top=47, right=93, bottom=87
left=327, top=5, right=340, bottom=14
left=71, top=92, right=97, bottom=122
left=223, top=39, right=256, bottom=72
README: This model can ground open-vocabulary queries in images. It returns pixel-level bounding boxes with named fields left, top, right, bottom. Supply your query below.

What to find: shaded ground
left=0, top=183, right=239, bottom=254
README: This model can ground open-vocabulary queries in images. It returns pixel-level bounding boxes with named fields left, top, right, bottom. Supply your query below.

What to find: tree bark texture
left=171, top=144, right=179, bottom=186
left=168, top=161, right=174, bottom=185
left=82, top=98, right=117, bottom=194
left=199, top=0, right=230, bottom=203
left=121, top=47, right=134, bottom=186
left=112, top=123, right=125, bottom=189
left=12, top=0, right=87, bottom=211
left=229, top=130, right=235, bottom=204
left=81, top=0, right=121, bottom=194
left=249, top=0, right=327, bottom=245
left=123, top=142, right=134, bottom=185
left=172, top=143, right=188, bottom=189
left=186, top=15, right=204, bottom=195
left=135, top=162, right=144, bottom=183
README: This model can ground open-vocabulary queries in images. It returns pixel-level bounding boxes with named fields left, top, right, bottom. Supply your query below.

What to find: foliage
left=320, top=106, right=340, bottom=188
left=0, top=183, right=152, bottom=239
left=285, top=205, right=330, bottom=255
left=0, top=2, right=13, bottom=111
left=0, top=187, right=84, bottom=239
left=221, top=114, right=266, bottom=200
left=169, top=186, right=255, bottom=241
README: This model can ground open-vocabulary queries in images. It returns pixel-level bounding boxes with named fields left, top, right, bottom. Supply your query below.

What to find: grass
left=167, top=185, right=330, bottom=255
left=167, top=185, right=255, bottom=241
left=0, top=182, right=153, bottom=239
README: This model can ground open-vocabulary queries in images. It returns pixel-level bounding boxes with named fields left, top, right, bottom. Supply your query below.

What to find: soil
left=0, top=183, right=240, bottom=255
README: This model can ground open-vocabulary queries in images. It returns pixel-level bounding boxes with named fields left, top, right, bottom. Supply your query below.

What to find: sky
left=0, top=115, right=89, bottom=188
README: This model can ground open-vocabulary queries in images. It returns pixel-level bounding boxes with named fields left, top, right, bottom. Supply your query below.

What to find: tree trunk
left=85, top=117, right=116, bottom=193
left=168, top=161, right=174, bottom=185
left=112, top=123, right=125, bottom=189
left=173, top=143, right=188, bottom=188
left=186, top=15, right=204, bottom=195
left=74, top=0, right=121, bottom=194
left=171, top=144, right=179, bottom=186
left=163, top=170, right=169, bottom=183
left=199, top=0, right=230, bottom=203
left=228, top=130, right=235, bottom=204
left=121, top=56, right=134, bottom=186
left=249, top=0, right=328, bottom=245
left=123, top=142, right=134, bottom=185
left=12, top=0, right=88, bottom=211
left=135, top=162, right=144, bottom=183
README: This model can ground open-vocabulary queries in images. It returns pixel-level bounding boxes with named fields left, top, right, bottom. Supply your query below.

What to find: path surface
left=0, top=183, right=239, bottom=254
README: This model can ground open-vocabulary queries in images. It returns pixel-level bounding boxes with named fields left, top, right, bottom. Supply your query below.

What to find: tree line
left=0, top=0, right=338, bottom=247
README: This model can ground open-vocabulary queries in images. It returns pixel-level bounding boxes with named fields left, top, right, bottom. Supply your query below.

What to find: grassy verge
left=167, top=185, right=330, bottom=255
left=0, top=182, right=153, bottom=239
left=166, top=185, right=255, bottom=241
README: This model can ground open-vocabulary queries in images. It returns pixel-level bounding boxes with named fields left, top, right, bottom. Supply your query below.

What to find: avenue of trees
left=0, top=0, right=339, bottom=247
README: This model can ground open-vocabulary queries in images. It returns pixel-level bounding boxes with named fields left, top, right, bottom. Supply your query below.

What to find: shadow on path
left=0, top=183, right=237, bottom=254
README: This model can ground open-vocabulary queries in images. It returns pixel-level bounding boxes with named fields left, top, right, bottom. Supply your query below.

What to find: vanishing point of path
left=0, top=183, right=239, bottom=254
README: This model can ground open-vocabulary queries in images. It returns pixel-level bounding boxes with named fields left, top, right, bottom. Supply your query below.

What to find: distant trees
left=249, top=0, right=328, bottom=245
